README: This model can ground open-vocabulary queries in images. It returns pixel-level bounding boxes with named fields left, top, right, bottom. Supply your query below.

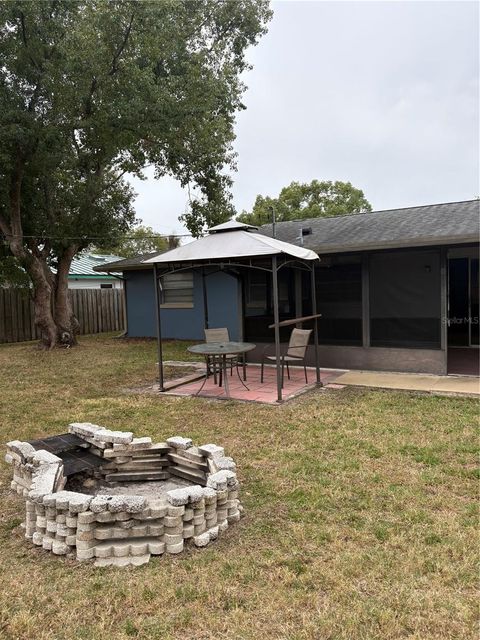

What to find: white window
left=160, top=272, right=194, bottom=308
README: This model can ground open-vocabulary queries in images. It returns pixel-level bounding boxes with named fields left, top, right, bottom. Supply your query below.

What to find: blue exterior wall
left=124, top=269, right=241, bottom=340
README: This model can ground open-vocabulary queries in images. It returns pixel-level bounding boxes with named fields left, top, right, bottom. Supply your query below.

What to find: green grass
left=0, top=334, right=478, bottom=639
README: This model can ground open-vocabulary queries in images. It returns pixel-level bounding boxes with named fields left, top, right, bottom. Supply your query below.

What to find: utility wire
left=1, top=232, right=194, bottom=241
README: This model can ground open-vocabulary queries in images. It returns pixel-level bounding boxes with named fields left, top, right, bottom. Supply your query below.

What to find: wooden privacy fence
left=0, top=288, right=125, bottom=344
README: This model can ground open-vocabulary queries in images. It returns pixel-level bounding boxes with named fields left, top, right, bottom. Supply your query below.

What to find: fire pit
left=6, top=424, right=243, bottom=567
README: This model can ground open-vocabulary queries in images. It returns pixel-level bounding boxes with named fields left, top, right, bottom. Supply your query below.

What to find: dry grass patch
left=0, top=334, right=478, bottom=639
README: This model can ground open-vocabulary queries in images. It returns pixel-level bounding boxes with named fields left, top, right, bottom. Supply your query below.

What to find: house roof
left=92, top=251, right=164, bottom=272
left=143, top=224, right=318, bottom=265
left=259, top=200, right=479, bottom=254
left=70, top=253, right=124, bottom=278
left=95, top=200, right=479, bottom=273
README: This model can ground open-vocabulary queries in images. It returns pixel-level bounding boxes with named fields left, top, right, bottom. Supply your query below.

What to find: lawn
left=0, top=334, right=478, bottom=640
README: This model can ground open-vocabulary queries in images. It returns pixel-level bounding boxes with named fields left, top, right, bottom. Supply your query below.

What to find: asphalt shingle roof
left=95, top=200, right=479, bottom=272
left=92, top=251, right=164, bottom=272
left=259, top=200, right=479, bottom=254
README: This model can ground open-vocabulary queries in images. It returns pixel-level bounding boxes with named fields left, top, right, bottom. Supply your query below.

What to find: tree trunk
left=24, top=255, right=58, bottom=349
left=54, top=246, right=80, bottom=346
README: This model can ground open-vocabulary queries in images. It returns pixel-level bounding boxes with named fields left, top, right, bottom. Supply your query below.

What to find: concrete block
left=198, top=444, right=224, bottom=459
left=164, top=516, right=182, bottom=528
left=77, top=511, right=96, bottom=524
left=76, top=539, right=96, bottom=550
left=208, top=526, right=219, bottom=541
left=42, top=536, right=53, bottom=551
left=68, top=422, right=105, bottom=438
left=112, top=437, right=152, bottom=451
left=77, top=547, right=95, bottom=561
left=203, top=488, right=218, bottom=505
left=164, top=524, right=183, bottom=536
left=32, top=450, right=62, bottom=466
left=183, top=508, right=194, bottom=521
left=32, top=532, right=43, bottom=546
left=6, top=441, right=36, bottom=464
left=193, top=532, right=210, bottom=547
left=149, top=541, right=165, bottom=555
left=166, top=541, right=184, bottom=554
left=94, top=429, right=133, bottom=445
left=77, top=529, right=94, bottom=542
left=52, top=540, right=68, bottom=555
left=166, top=436, right=192, bottom=450
left=164, top=533, right=183, bottom=545
left=130, top=541, right=149, bottom=556
left=166, top=487, right=190, bottom=506
left=107, top=495, right=146, bottom=514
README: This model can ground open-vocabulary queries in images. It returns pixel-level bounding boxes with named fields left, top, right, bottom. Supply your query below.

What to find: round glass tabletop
left=187, top=341, right=256, bottom=356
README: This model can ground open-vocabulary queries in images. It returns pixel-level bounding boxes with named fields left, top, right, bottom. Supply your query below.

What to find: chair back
left=204, top=327, right=230, bottom=343
left=286, top=328, right=312, bottom=359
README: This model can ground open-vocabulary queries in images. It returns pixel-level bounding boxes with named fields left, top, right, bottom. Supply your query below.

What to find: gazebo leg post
left=153, top=264, right=165, bottom=392
left=311, top=263, right=322, bottom=386
left=272, top=256, right=282, bottom=402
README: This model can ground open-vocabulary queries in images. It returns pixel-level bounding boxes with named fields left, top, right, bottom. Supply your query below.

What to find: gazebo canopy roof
left=144, top=220, right=319, bottom=265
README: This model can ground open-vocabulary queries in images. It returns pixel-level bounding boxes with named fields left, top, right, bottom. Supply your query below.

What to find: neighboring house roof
left=69, top=253, right=124, bottom=278
left=259, top=200, right=479, bottom=255
left=143, top=221, right=318, bottom=265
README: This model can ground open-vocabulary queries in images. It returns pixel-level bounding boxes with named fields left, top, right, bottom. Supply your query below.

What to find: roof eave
left=312, top=235, right=480, bottom=255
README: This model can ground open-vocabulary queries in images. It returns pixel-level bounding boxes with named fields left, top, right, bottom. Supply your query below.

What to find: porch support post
left=294, top=269, right=302, bottom=327
left=272, top=255, right=282, bottom=402
left=440, top=247, right=448, bottom=374
left=202, top=268, right=209, bottom=330
left=361, top=253, right=370, bottom=347
left=153, top=263, right=165, bottom=392
left=311, top=262, right=321, bottom=385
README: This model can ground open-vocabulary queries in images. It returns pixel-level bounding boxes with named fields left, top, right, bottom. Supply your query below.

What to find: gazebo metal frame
left=153, top=253, right=321, bottom=403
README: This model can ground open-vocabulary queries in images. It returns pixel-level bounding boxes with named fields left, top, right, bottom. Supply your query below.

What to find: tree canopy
left=94, top=224, right=180, bottom=259
left=238, top=180, right=372, bottom=226
left=0, top=0, right=271, bottom=347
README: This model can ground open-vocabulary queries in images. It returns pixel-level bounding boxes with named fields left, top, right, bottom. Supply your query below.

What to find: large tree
left=238, top=180, right=372, bottom=226
left=0, top=0, right=271, bottom=348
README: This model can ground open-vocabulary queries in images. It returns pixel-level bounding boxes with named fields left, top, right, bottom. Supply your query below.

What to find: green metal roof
left=69, top=253, right=124, bottom=279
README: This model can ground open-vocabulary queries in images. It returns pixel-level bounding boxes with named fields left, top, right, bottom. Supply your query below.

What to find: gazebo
left=144, top=220, right=321, bottom=403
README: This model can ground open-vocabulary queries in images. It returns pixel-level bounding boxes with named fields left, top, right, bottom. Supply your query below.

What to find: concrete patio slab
left=334, top=370, right=480, bottom=396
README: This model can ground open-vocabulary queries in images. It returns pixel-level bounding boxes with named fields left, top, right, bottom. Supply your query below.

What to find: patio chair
left=260, top=328, right=312, bottom=387
left=204, top=327, right=246, bottom=382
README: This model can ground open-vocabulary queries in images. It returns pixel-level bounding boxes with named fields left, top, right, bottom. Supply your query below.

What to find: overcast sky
left=128, top=0, right=479, bottom=237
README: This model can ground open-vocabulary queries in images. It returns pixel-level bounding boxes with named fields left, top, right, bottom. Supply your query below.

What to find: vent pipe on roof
left=270, top=205, right=276, bottom=238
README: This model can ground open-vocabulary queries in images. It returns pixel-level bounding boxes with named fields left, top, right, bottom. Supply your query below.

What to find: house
left=68, top=253, right=124, bottom=289
left=95, top=200, right=479, bottom=376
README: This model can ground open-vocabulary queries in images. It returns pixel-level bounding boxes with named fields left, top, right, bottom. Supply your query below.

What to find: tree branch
left=108, top=12, right=135, bottom=76
left=19, top=11, right=41, bottom=71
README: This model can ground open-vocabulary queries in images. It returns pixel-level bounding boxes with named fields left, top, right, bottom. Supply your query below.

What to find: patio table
left=188, top=341, right=256, bottom=398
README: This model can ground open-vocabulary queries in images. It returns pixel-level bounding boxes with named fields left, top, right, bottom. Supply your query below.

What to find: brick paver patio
left=162, top=364, right=345, bottom=404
